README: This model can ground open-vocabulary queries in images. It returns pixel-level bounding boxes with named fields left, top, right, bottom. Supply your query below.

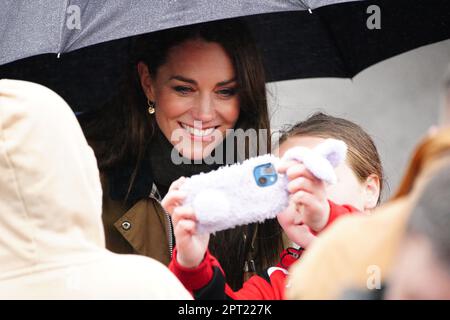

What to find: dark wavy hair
left=82, top=19, right=283, bottom=290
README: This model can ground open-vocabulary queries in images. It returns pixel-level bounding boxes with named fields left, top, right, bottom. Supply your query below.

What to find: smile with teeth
left=180, top=123, right=217, bottom=137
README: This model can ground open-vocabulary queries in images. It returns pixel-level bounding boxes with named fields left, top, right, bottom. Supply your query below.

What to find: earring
left=147, top=99, right=155, bottom=114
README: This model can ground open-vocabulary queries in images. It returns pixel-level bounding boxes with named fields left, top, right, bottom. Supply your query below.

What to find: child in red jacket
left=163, top=113, right=384, bottom=300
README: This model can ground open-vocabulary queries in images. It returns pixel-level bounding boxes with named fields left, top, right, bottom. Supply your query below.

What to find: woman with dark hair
left=81, top=20, right=283, bottom=290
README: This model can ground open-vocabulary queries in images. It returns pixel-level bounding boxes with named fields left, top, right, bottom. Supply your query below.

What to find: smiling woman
left=80, top=20, right=283, bottom=290
left=137, top=39, right=240, bottom=161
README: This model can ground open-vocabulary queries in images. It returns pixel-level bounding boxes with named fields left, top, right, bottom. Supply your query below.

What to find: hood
left=0, top=79, right=104, bottom=278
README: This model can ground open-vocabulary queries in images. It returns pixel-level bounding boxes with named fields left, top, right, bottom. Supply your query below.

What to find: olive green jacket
left=101, top=175, right=173, bottom=266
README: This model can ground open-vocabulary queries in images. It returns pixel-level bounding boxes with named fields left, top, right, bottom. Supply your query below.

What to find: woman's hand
left=161, top=176, right=209, bottom=269
left=278, top=161, right=330, bottom=232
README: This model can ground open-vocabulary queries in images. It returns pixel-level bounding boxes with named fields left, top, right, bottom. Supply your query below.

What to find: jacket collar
left=106, top=150, right=159, bottom=203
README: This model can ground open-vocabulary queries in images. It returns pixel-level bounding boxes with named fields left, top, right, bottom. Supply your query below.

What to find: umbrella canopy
left=0, top=0, right=449, bottom=113
left=0, top=0, right=359, bottom=66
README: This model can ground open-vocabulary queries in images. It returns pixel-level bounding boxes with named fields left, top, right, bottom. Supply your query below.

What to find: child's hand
left=161, top=177, right=209, bottom=269
left=277, top=201, right=317, bottom=248
left=278, top=161, right=330, bottom=232
left=161, top=177, right=187, bottom=216
left=172, top=206, right=210, bottom=268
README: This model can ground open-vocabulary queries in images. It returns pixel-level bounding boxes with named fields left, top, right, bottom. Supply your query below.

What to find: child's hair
left=279, top=112, right=384, bottom=202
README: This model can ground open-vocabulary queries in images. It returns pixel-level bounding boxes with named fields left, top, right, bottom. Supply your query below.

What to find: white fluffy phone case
left=180, top=139, right=347, bottom=234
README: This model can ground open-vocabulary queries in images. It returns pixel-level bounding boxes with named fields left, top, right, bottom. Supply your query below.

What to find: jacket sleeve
left=326, top=200, right=360, bottom=227
left=310, top=200, right=360, bottom=236
left=169, top=248, right=220, bottom=294
left=169, top=248, right=278, bottom=300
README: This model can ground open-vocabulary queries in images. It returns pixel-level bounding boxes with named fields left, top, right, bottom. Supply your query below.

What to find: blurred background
left=268, top=39, right=450, bottom=199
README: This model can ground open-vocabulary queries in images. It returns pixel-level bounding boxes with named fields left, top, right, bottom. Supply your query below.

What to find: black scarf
left=149, top=128, right=223, bottom=197
left=107, top=127, right=224, bottom=203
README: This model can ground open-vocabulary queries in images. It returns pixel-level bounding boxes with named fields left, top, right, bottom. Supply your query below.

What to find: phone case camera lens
left=258, top=176, right=267, bottom=185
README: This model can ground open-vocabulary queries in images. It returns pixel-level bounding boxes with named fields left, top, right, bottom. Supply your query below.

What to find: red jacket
left=169, top=200, right=358, bottom=300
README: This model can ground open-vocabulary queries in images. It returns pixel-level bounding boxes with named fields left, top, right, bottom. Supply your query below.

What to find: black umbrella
left=1, top=0, right=449, bottom=113
left=0, top=0, right=356, bottom=65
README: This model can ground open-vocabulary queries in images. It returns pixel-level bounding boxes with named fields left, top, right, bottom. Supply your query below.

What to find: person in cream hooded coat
left=0, top=79, right=191, bottom=299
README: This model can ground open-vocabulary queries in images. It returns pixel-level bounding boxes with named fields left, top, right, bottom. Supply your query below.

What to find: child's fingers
left=172, top=206, right=197, bottom=226
left=286, top=163, right=318, bottom=182
left=287, top=176, right=316, bottom=194
left=161, top=190, right=187, bottom=214
left=173, top=205, right=196, bottom=217
left=168, top=176, right=187, bottom=192
left=292, top=191, right=329, bottom=231
left=175, top=219, right=197, bottom=237
left=291, top=191, right=322, bottom=217
left=276, top=160, right=298, bottom=174
left=291, top=190, right=314, bottom=207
